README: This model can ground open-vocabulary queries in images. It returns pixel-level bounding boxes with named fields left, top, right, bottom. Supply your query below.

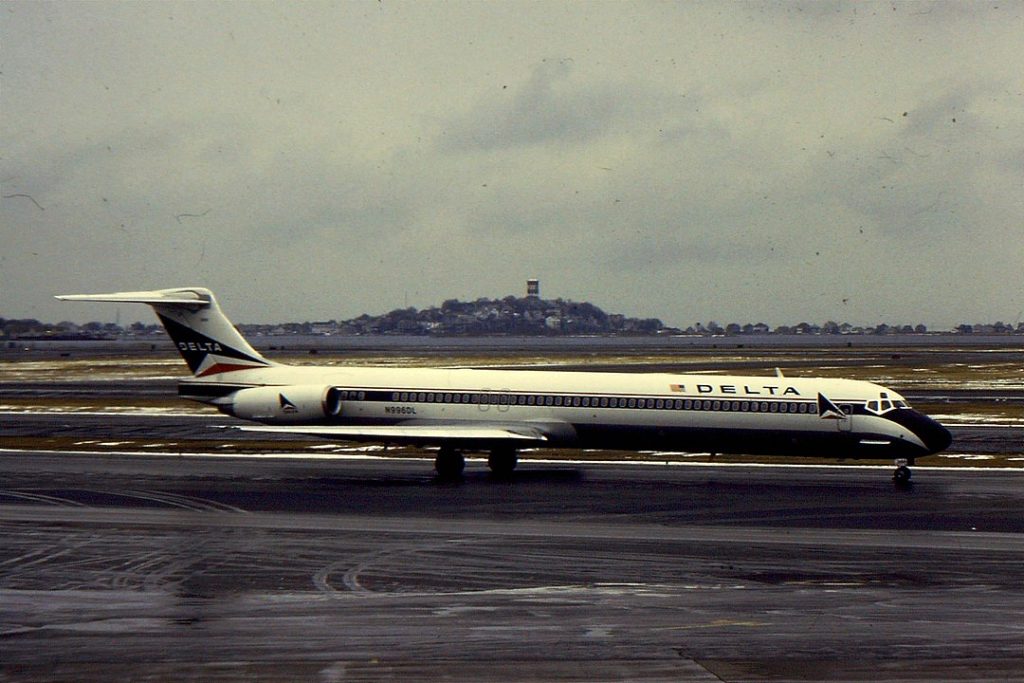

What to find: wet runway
left=3, top=449, right=1024, bottom=682
left=3, top=358, right=1024, bottom=681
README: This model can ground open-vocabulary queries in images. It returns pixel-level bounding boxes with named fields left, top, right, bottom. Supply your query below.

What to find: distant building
left=527, top=279, right=540, bottom=299
left=310, top=321, right=337, bottom=335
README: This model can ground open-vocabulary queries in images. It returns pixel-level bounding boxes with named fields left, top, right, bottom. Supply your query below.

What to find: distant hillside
left=240, top=296, right=666, bottom=337
left=5, top=300, right=1023, bottom=340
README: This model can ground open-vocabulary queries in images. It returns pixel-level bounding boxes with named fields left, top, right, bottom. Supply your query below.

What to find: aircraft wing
left=237, top=423, right=551, bottom=446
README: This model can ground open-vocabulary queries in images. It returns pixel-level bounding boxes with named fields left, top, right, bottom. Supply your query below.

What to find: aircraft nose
left=886, top=409, right=952, bottom=455
left=911, top=412, right=953, bottom=454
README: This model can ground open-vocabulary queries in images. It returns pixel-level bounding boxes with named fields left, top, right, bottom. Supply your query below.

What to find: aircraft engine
left=224, top=385, right=343, bottom=423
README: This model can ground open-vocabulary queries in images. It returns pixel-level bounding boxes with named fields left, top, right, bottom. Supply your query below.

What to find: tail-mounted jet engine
left=222, top=385, right=343, bottom=423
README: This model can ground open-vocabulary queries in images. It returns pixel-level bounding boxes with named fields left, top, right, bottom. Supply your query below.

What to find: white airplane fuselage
left=183, top=361, right=949, bottom=460
left=58, top=287, right=952, bottom=479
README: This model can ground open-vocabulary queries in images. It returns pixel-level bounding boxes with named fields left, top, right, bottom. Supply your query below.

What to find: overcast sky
left=3, top=1, right=1022, bottom=329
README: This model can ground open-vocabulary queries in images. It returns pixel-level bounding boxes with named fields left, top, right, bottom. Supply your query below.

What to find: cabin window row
left=338, top=390, right=366, bottom=401
left=383, top=391, right=816, bottom=414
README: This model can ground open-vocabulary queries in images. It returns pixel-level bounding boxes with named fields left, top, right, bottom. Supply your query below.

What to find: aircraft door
left=837, top=404, right=853, bottom=432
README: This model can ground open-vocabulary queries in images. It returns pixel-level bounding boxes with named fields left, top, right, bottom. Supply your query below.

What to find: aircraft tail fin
left=56, top=287, right=273, bottom=377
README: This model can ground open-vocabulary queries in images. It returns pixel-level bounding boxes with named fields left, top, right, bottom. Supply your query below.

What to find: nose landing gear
left=893, top=458, right=914, bottom=486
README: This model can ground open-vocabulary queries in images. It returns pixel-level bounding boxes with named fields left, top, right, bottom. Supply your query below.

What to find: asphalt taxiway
left=3, top=356, right=1023, bottom=681
left=3, top=450, right=1024, bottom=682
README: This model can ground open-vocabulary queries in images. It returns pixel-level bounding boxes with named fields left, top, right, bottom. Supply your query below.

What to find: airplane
left=57, top=287, right=952, bottom=483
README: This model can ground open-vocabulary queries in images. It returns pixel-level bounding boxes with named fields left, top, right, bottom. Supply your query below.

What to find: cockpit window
left=866, top=397, right=910, bottom=414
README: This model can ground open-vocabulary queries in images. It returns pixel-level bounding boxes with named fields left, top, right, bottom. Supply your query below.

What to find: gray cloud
left=439, top=59, right=646, bottom=152
left=2, top=1, right=1022, bottom=327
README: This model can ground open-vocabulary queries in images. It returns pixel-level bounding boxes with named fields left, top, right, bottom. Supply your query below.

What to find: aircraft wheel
left=488, top=447, right=518, bottom=477
left=893, top=465, right=912, bottom=486
left=435, top=448, right=465, bottom=479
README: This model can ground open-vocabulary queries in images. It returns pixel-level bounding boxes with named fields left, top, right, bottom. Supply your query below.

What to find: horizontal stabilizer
left=55, top=288, right=211, bottom=307
left=57, top=286, right=270, bottom=375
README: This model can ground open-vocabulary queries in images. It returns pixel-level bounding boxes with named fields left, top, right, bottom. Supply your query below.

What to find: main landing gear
left=893, top=458, right=913, bottom=486
left=433, top=446, right=520, bottom=479
left=487, top=446, right=518, bottom=478
left=434, top=447, right=465, bottom=479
